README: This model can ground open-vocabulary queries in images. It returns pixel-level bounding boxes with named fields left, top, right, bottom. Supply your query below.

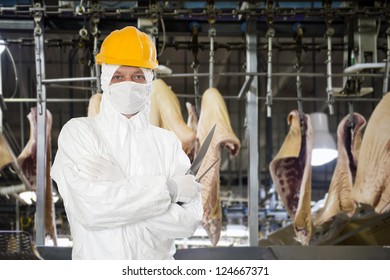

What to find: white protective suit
left=51, top=64, right=203, bottom=260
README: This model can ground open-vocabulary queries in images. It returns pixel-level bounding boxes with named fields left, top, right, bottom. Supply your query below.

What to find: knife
left=186, top=124, right=216, bottom=176
left=196, top=157, right=221, bottom=182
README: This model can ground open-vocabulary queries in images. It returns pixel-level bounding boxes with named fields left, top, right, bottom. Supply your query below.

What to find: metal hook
left=75, top=0, right=85, bottom=16
left=79, top=27, right=88, bottom=39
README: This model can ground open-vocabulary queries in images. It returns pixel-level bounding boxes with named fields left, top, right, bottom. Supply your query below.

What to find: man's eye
left=133, top=75, right=145, bottom=81
left=113, top=75, right=123, bottom=80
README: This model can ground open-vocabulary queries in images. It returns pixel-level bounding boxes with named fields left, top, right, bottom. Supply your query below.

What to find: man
left=51, top=26, right=203, bottom=260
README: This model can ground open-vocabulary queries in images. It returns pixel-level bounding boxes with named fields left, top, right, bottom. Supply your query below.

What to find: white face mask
left=108, top=81, right=148, bottom=115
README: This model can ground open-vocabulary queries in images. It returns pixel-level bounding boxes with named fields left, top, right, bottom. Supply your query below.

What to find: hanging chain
left=190, top=22, right=200, bottom=114
left=294, top=23, right=305, bottom=136
left=325, top=2, right=335, bottom=115
left=265, top=1, right=275, bottom=118
left=266, top=27, right=275, bottom=118
left=34, top=2, right=44, bottom=115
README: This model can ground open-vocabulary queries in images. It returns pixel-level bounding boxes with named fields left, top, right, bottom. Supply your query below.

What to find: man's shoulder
left=64, top=117, right=93, bottom=129
left=150, top=125, right=179, bottom=143
left=149, top=125, right=177, bottom=139
left=60, top=117, right=96, bottom=138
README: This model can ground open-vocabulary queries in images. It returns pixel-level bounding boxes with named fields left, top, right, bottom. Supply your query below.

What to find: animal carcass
left=196, top=88, right=241, bottom=246
left=269, top=110, right=313, bottom=245
left=17, top=108, right=57, bottom=245
left=150, top=79, right=197, bottom=155
left=185, top=102, right=199, bottom=162
left=186, top=102, right=198, bottom=134
left=0, top=133, right=13, bottom=170
left=353, top=93, right=390, bottom=214
left=314, top=113, right=366, bottom=226
left=87, top=93, right=102, bottom=117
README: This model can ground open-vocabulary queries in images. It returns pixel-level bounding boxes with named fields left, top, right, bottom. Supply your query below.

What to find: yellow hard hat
left=96, top=26, right=158, bottom=69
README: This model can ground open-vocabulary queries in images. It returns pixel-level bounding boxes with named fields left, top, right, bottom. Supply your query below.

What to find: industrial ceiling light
left=19, top=191, right=36, bottom=205
left=156, top=64, right=172, bottom=75
left=310, top=112, right=338, bottom=166
left=19, top=191, right=60, bottom=205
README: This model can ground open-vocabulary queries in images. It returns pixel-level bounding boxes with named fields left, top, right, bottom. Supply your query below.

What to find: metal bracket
left=33, top=4, right=47, bottom=246
left=265, top=27, right=275, bottom=117
left=325, top=26, right=335, bottom=115
left=237, top=75, right=254, bottom=99
left=337, top=15, right=380, bottom=96
left=293, top=23, right=305, bottom=136
left=208, top=25, right=216, bottom=88
left=190, top=21, right=201, bottom=113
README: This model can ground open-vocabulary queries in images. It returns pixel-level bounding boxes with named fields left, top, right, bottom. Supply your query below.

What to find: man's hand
left=75, top=154, right=124, bottom=183
left=166, top=175, right=201, bottom=203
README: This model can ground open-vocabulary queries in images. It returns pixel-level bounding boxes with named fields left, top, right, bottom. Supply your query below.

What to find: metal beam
left=0, top=20, right=34, bottom=30
left=34, top=9, right=47, bottom=246
left=245, top=17, right=259, bottom=247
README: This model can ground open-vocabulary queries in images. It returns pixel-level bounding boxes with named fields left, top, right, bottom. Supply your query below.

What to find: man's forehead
left=114, top=66, right=143, bottom=74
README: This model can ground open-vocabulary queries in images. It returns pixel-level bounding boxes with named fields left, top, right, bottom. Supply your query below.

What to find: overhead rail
left=2, top=4, right=390, bottom=20
left=158, top=71, right=386, bottom=78
left=3, top=96, right=384, bottom=103
left=3, top=38, right=390, bottom=54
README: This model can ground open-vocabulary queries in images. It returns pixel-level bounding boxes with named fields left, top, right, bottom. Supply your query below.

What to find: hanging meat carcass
left=150, top=79, right=197, bottom=155
left=185, top=102, right=199, bottom=162
left=269, top=110, right=313, bottom=246
left=314, top=113, right=366, bottom=226
left=87, top=93, right=102, bottom=118
left=353, top=93, right=390, bottom=214
left=196, top=88, right=241, bottom=246
left=186, top=102, right=198, bottom=134
left=16, top=108, right=57, bottom=245
left=0, top=133, right=13, bottom=170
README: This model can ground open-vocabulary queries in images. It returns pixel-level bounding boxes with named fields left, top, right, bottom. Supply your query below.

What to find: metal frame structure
left=33, top=4, right=47, bottom=246
left=245, top=16, right=260, bottom=246
left=1, top=0, right=390, bottom=246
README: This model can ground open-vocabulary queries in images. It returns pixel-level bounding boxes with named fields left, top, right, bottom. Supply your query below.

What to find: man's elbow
left=182, top=217, right=202, bottom=237
left=73, top=211, right=107, bottom=231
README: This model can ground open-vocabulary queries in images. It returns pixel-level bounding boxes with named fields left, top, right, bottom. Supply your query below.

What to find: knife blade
left=186, top=124, right=216, bottom=176
left=196, top=157, right=221, bottom=182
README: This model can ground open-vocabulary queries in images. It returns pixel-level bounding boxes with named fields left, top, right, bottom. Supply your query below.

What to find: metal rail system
left=0, top=2, right=390, bottom=20
left=1, top=1, right=390, bottom=246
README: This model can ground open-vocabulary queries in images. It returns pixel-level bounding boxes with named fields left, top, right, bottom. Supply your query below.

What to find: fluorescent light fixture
left=19, top=191, right=36, bottom=205
left=0, top=39, right=5, bottom=55
left=310, top=112, right=338, bottom=166
left=19, top=191, right=60, bottom=205
left=156, top=64, right=172, bottom=75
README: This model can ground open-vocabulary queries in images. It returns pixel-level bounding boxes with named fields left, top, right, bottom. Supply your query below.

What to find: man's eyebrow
left=112, top=71, right=124, bottom=75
